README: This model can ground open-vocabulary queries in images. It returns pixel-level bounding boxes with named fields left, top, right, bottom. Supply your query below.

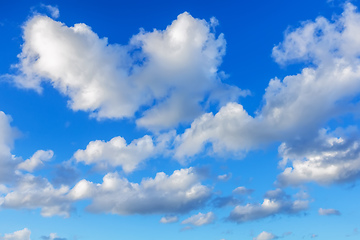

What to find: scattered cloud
left=160, top=215, right=179, bottom=224
left=217, top=173, right=232, bottom=181
left=0, top=228, right=31, bottom=240
left=228, top=189, right=308, bottom=223
left=181, top=212, right=215, bottom=226
left=17, top=149, right=54, bottom=172
left=41, top=4, right=60, bottom=18
left=41, top=233, right=67, bottom=240
left=318, top=208, right=341, bottom=216
left=253, top=231, right=277, bottom=240
left=232, top=186, right=254, bottom=195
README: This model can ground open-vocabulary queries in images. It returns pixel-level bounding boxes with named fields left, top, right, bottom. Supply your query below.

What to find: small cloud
left=218, top=173, right=232, bottom=181
left=253, top=231, right=277, bottom=240
left=232, top=186, right=254, bottom=195
left=41, top=4, right=60, bottom=18
left=182, top=212, right=215, bottom=226
left=212, top=196, right=240, bottom=208
left=311, top=234, right=318, bottom=238
left=41, top=233, right=67, bottom=240
left=318, top=208, right=341, bottom=216
left=160, top=215, right=178, bottom=224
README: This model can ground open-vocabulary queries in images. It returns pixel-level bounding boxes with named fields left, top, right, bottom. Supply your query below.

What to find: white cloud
left=42, top=4, right=60, bottom=19
left=17, top=150, right=54, bottom=172
left=232, top=186, right=254, bottom=195
left=174, top=3, right=360, bottom=159
left=0, top=228, right=31, bottom=240
left=0, top=174, right=71, bottom=217
left=10, top=12, right=246, bottom=131
left=181, top=212, right=215, bottom=226
left=253, top=231, right=277, bottom=240
left=228, top=189, right=308, bottom=223
left=318, top=208, right=341, bottom=216
left=69, top=167, right=211, bottom=214
left=217, top=173, right=231, bottom=181
left=277, top=128, right=360, bottom=186
left=160, top=215, right=179, bottom=224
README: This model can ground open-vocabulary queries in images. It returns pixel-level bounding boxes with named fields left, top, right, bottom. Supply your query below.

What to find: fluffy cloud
left=318, top=208, right=341, bottom=216
left=174, top=3, right=360, bottom=159
left=0, top=228, right=31, bottom=240
left=159, top=215, right=179, bottom=224
left=69, top=167, right=211, bottom=215
left=181, top=212, right=215, bottom=226
left=277, top=128, right=360, bottom=186
left=73, top=131, right=174, bottom=172
left=0, top=174, right=72, bottom=217
left=253, top=231, right=277, bottom=240
left=228, top=189, right=308, bottom=223
left=17, top=150, right=54, bottom=172
left=10, top=11, right=246, bottom=131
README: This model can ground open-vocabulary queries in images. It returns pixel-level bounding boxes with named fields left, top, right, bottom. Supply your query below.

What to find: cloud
left=228, top=189, right=308, bottom=223
left=17, top=150, right=54, bottom=172
left=69, top=167, right=211, bottom=215
left=9, top=11, right=246, bottom=131
left=217, top=173, right=232, bottom=181
left=277, top=128, right=360, bottom=186
left=0, top=174, right=72, bottom=217
left=253, top=231, right=277, bottom=240
left=181, top=212, right=215, bottom=226
left=41, top=4, right=60, bottom=18
left=212, top=196, right=240, bottom=208
left=159, top=215, right=179, bottom=224
left=232, top=186, right=254, bottom=195
left=318, top=208, right=341, bottom=216
left=0, top=228, right=31, bottom=240
left=41, top=233, right=67, bottom=240
left=174, top=3, right=360, bottom=159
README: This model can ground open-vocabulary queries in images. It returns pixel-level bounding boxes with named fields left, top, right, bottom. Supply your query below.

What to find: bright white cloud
left=69, top=167, right=211, bottom=214
left=0, top=228, right=31, bottom=240
left=174, top=3, right=360, bottom=159
left=181, top=212, right=215, bottom=226
left=10, top=11, right=246, bottom=131
left=228, top=189, right=308, bottom=223
left=253, top=231, right=277, bottom=240
left=277, top=128, right=360, bottom=186
left=318, top=208, right=341, bottom=216
left=17, top=150, right=54, bottom=172
left=160, top=215, right=179, bottom=224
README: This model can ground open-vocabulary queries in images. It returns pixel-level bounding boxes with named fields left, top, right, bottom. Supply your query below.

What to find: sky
left=1, top=0, right=360, bottom=239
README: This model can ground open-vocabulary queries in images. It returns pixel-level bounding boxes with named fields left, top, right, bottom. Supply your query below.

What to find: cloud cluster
left=277, top=128, right=360, bottom=186
left=69, top=167, right=211, bottom=215
left=11, top=11, right=246, bottom=131
left=228, top=189, right=308, bottom=223
left=174, top=3, right=360, bottom=159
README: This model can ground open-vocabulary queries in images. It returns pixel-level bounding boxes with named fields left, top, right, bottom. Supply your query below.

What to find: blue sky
left=1, top=0, right=360, bottom=239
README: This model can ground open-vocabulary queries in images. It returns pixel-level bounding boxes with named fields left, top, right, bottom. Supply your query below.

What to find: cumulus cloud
left=0, top=228, right=31, bottom=240
left=253, top=231, right=277, bottom=240
left=228, top=189, right=308, bottom=223
left=69, top=167, right=211, bottom=215
left=0, top=174, right=72, bottom=217
left=318, top=208, right=341, bottom=216
left=17, top=150, right=54, bottom=172
left=277, top=128, right=360, bottom=186
left=160, top=215, right=179, bottom=224
left=181, top=212, right=215, bottom=226
left=10, top=11, right=246, bottom=131
left=174, top=3, right=360, bottom=159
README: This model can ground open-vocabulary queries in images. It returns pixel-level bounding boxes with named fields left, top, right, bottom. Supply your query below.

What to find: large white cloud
left=228, top=189, right=308, bottom=223
left=0, top=228, right=31, bottom=240
left=68, top=167, right=211, bottom=215
left=174, top=3, right=360, bottom=159
left=277, top=128, right=360, bottom=186
left=10, top=11, right=246, bottom=131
